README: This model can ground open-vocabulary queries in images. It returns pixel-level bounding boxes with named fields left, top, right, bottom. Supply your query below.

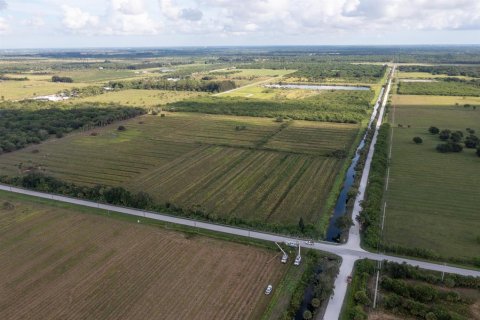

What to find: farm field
left=0, top=191, right=285, bottom=320
left=74, top=89, right=207, bottom=107
left=222, top=85, right=321, bottom=100
left=397, top=71, right=474, bottom=80
left=0, top=78, right=90, bottom=100
left=397, top=80, right=480, bottom=96
left=0, top=112, right=359, bottom=229
left=392, top=94, right=480, bottom=106
left=384, top=95, right=480, bottom=259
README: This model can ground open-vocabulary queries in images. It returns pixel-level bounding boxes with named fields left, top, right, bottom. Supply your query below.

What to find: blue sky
left=1, top=0, right=480, bottom=48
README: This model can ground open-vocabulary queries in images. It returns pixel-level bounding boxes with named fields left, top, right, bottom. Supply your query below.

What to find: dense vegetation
left=168, top=90, right=374, bottom=123
left=108, top=78, right=236, bottom=93
left=398, top=65, right=480, bottom=78
left=0, top=172, right=319, bottom=237
left=358, top=123, right=390, bottom=247
left=286, top=252, right=339, bottom=320
left=342, top=260, right=480, bottom=320
left=0, top=101, right=144, bottom=153
left=398, top=78, right=480, bottom=96
left=238, top=61, right=386, bottom=82
left=51, top=75, right=73, bottom=83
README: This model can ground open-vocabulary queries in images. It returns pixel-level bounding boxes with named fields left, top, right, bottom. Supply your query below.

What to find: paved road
left=1, top=65, right=478, bottom=319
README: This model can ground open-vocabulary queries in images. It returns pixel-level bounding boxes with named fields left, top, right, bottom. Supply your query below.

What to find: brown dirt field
left=0, top=194, right=286, bottom=320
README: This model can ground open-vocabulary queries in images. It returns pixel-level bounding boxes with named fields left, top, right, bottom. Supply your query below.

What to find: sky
left=1, top=0, right=480, bottom=49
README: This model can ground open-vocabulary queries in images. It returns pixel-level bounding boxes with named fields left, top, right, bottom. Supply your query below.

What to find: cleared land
left=392, top=94, right=480, bottom=106
left=0, top=79, right=90, bottom=100
left=384, top=96, right=480, bottom=259
left=0, top=191, right=285, bottom=320
left=74, top=89, right=207, bottom=107
left=0, top=112, right=359, bottom=227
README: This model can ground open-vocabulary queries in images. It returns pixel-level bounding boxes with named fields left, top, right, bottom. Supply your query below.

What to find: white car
left=265, top=284, right=273, bottom=295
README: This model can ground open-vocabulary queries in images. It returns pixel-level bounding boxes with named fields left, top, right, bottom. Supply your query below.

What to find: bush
left=413, top=136, right=423, bottom=144
left=117, top=125, right=126, bottom=131
left=439, top=129, right=451, bottom=140
left=428, top=126, right=440, bottom=134
left=51, top=75, right=73, bottom=83
left=302, top=310, right=312, bottom=320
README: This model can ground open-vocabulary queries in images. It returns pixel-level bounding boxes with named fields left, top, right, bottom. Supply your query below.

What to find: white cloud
left=61, top=5, right=99, bottom=31
left=23, top=16, right=46, bottom=28
left=60, top=0, right=160, bottom=35
left=0, top=16, right=9, bottom=34
left=0, top=0, right=7, bottom=11
left=156, top=0, right=480, bottom=36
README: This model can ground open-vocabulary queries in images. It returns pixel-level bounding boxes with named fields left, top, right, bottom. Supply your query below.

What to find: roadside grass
left=0, top=112, right=358, bottom=231
left=384, top=100, right=480, bottom=260
left=74, top=89, right=207, bottom=107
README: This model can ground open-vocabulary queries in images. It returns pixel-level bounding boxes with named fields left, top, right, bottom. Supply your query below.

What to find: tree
left=335, top=215, right=353, bottom=231
left=450, top=131, right=462, bottom=143
left=350, top=305, right=367, bottom=320
left=298, top=217, right=305, bottom=233
left=311, top=298, right=321, bottom=308
left=465, top=135, right=479, bottom=148
left=354, top=290, right=371, bottom=306
left=477, top=147, right=480, bottom=157
left=413, top=137, right=423, bottom=144
left=439, top=129, right=451, bottom=141
left=426, top=312, right=438, bottom=320
left=428, top=126, right=439, bottom=134
left=303, top=310, right=312, bottom=320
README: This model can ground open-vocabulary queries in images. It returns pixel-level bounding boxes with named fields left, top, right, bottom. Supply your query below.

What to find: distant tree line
left=167, top=90, right=374, bottom=123
left=108, top=78, right=236, bottom=93
left=0, top=101, right=144, bottom=153
left=398, top=65, right=480, bottom=78
left=237, top=61, right=386, bottom=82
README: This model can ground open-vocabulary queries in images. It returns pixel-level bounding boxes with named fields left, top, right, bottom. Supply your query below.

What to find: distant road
left=1, top=65, right=478, bottom=320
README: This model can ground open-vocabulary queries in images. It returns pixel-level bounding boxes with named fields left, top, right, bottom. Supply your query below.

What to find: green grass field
left=397, top=71, right=474, bottom=80
left=384, top=97, right=480, bottom=260
left=74, top=89, right=207, bottom=107
left=393, top=94, right=480, bottom=106
left=0, top=78, right=90, bottom=100
left=0, top=112, right=359, bottom=228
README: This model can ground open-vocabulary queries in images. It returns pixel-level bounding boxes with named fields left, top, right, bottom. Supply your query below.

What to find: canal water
left=325, top=86, right=385, bottom=242
left=264, top=84, right=370, bottom=91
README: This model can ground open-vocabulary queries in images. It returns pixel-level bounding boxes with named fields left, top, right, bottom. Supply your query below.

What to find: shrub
left=439, top=129, right=451, bottom=140
left=117, top=125, right=126, bottom=131
left=428, top=126, right=440, bottom=134
left=413, top=136, right=423, bottom=144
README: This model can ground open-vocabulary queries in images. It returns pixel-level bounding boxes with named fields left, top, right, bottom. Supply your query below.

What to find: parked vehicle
left=265, top=284, right=273, bottom=295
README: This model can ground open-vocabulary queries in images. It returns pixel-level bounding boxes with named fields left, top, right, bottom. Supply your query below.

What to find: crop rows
left=0, top=112, right=356, bottom=226
left=0, top=195, right=284, bottom=319
left=131, top=146, right=339, bottom=225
